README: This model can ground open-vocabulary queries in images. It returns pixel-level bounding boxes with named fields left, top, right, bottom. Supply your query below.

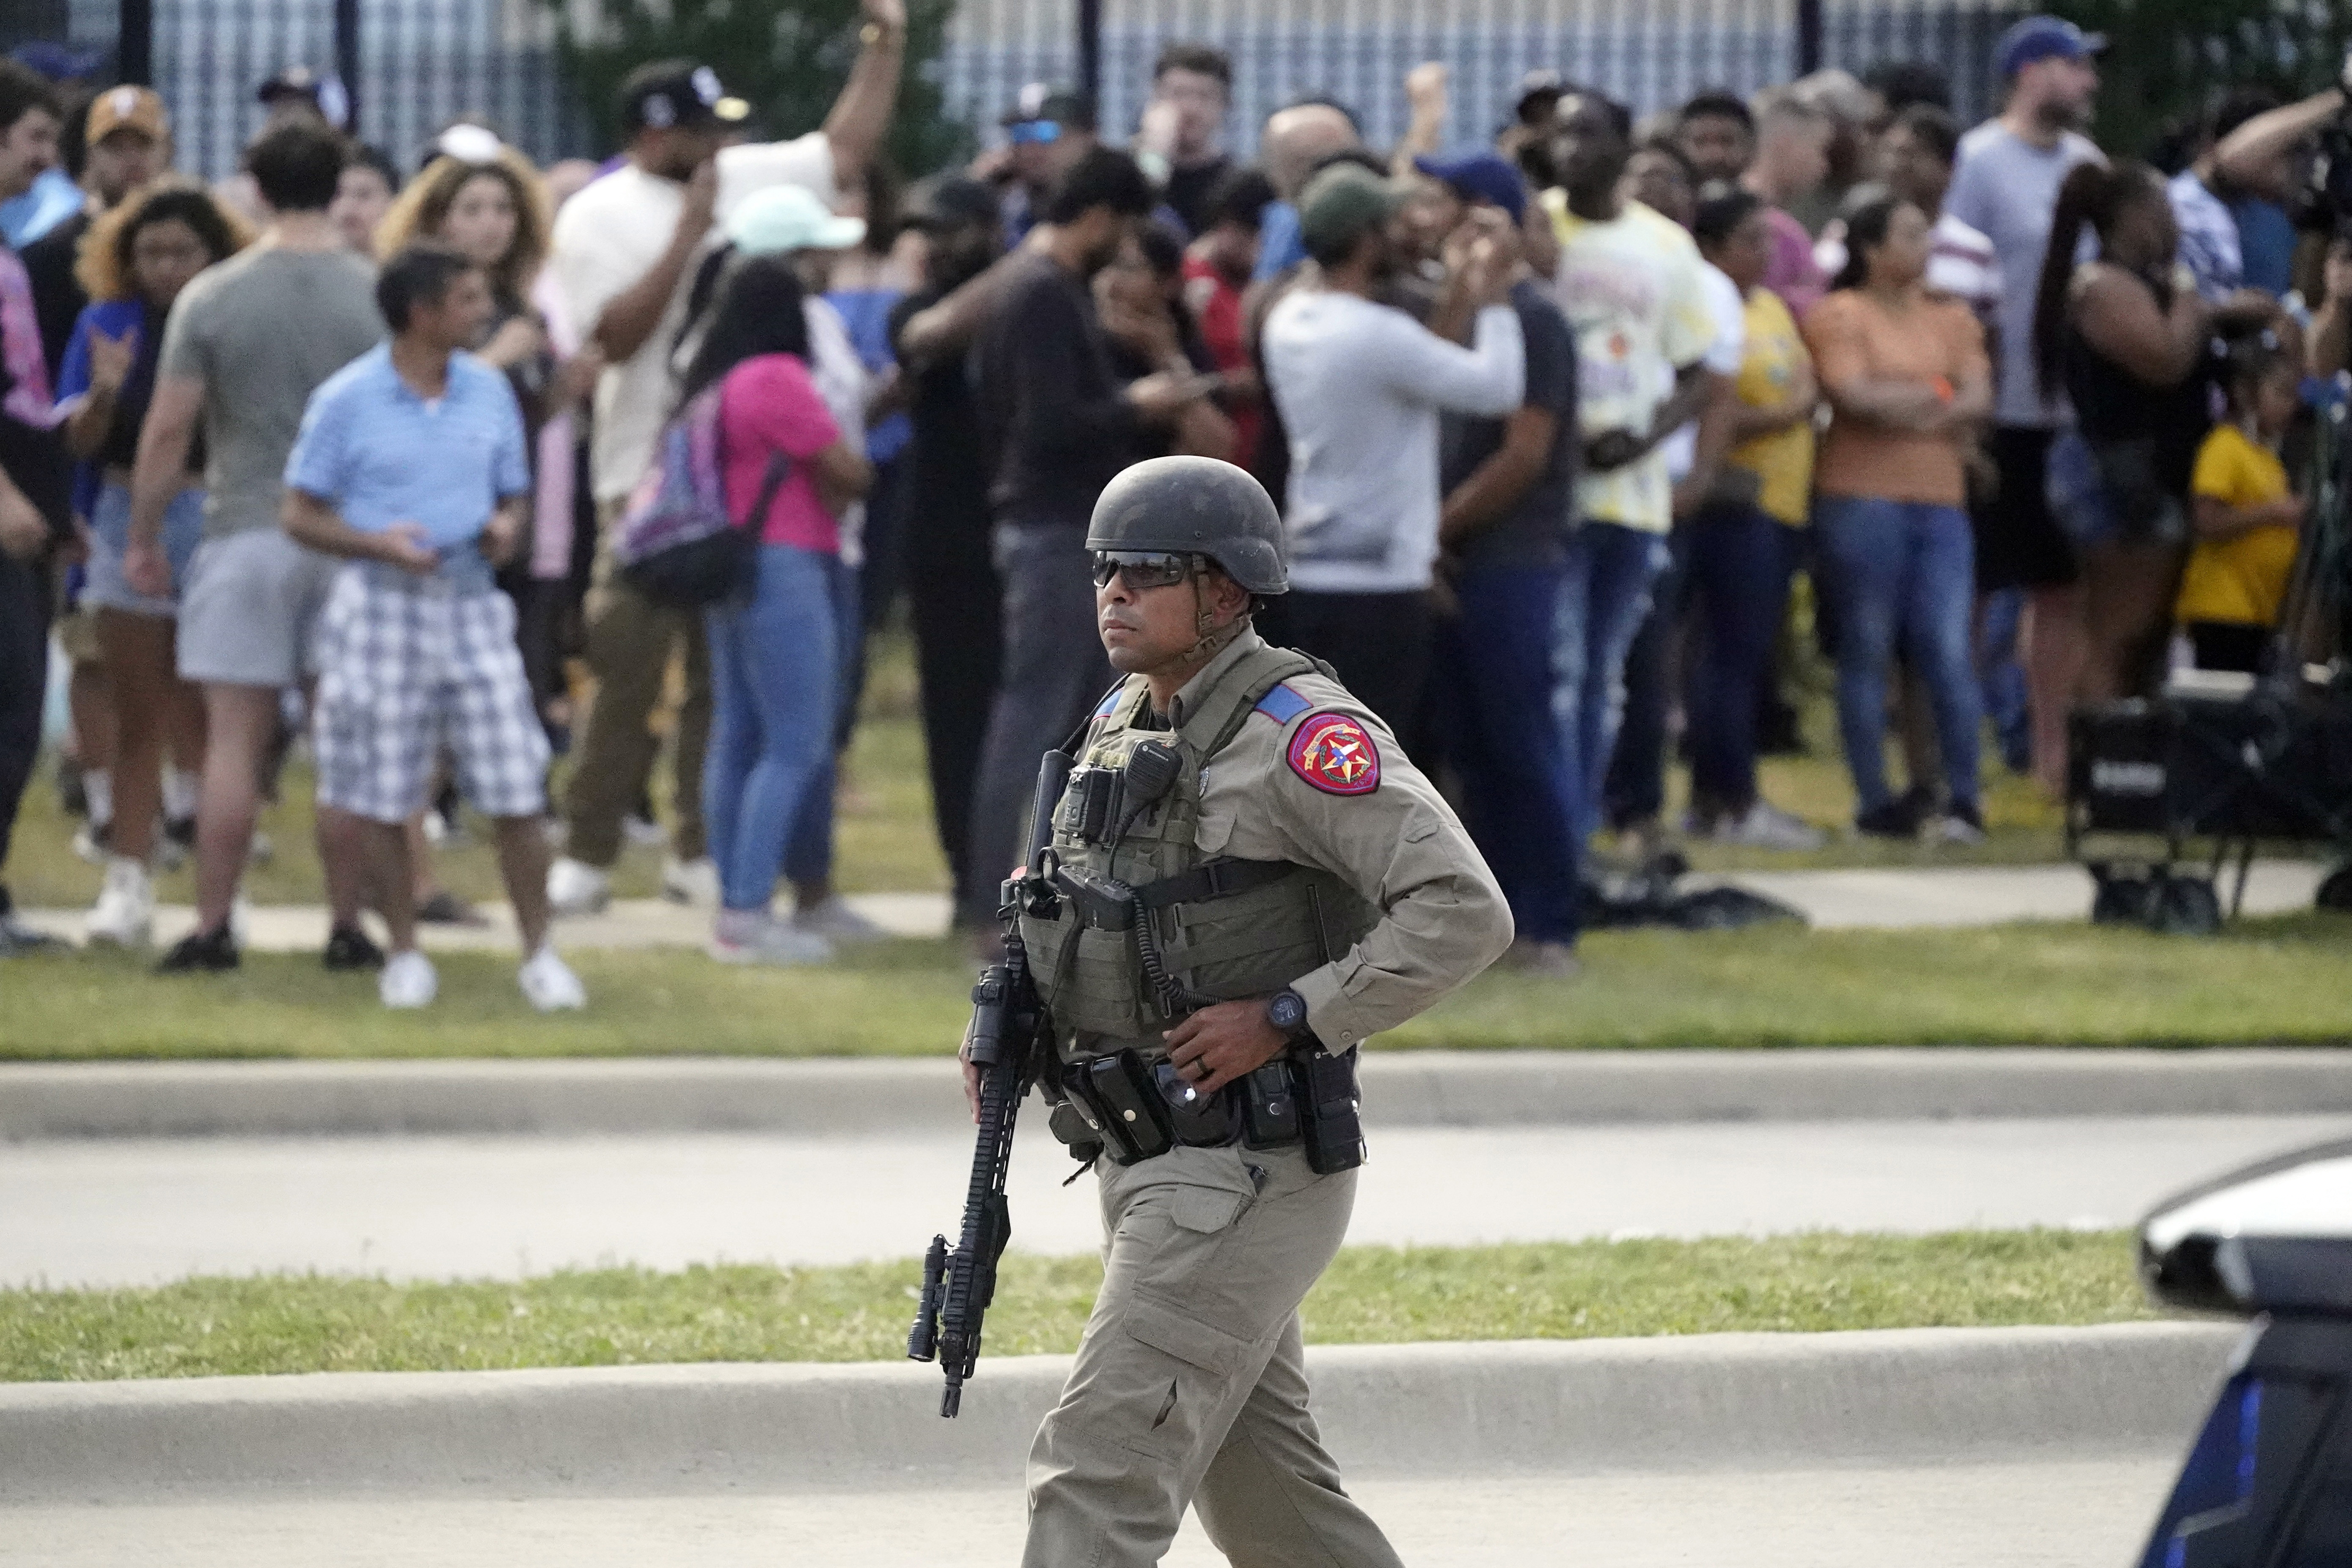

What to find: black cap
left=617, top=61, right=749, bottom=134
left=256, top=66, right=349, bottom=130
left=1513, top=69, right=1566, bottom=118
left=902, top=174, right=1000, bottom=231
left=1001, top=82, right=1096, bottom=132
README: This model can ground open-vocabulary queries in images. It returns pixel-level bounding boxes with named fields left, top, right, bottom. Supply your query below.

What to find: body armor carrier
left=1019, top=645, right=1378, bottom=1064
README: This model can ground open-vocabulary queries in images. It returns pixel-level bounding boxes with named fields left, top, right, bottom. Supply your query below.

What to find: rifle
left=908, top=747, right=1074, bottom=1417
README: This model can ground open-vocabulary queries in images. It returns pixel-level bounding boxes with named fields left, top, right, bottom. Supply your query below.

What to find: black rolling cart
left=2065, top=399, right=2352, bottom=933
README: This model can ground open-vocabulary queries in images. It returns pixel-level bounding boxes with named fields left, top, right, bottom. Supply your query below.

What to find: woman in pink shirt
left=678, top=256, right=872, bottom=963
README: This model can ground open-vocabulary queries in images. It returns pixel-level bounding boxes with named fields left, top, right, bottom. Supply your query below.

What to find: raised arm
left=821, top=0, right=909, bottom=193
left=590, top=161, right=716, bottom=365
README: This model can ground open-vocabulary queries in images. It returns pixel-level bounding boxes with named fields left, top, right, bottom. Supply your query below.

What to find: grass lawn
left=0, top=1229, right=2155, bottom=1382
left=5, top=630, right=2083, bottom=920
left=4, top=912, right=2347, bottom=1059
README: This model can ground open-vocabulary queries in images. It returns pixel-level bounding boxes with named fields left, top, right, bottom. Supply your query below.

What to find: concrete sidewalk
left=0, top=1460, right=2183, bottom=1568
left=14, top=859, right=2333, bottom=951
left=0, top=1324, right=2236, bottom=1502
left=11, top=1047, right=2352, bottom=1141
left=5, top=1115, right=2335, bottom=1285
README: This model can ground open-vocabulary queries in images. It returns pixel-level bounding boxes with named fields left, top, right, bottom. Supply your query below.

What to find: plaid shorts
left=313, top=566, right=550, bottom=825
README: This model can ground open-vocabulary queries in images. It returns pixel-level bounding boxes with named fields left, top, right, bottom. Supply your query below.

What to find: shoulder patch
left=1286, top=711, right=1381, bottom=796
left=1253, top=682, right=1313, bottom=725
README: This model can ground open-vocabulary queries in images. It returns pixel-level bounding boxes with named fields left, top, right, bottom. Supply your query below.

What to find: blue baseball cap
left=1412, top=146, right=1527, bottom=224
left=1995, top=15, right=2106, bottom=78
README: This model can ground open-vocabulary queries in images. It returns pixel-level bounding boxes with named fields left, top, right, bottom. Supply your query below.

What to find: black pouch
left=1079, top=1053, right=1175, bottom=1165
left=1241, top=1061, right=1302, bottom=1149
left=1151, top=1060, right=1243, bottom=1147
left=1296, top=1048, right=1366, bottom=1175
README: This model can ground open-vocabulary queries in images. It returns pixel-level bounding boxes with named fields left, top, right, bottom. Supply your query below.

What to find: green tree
left=542, top=0, right=966, bottom=179
left=2052, top=0, right=2352, bottom=161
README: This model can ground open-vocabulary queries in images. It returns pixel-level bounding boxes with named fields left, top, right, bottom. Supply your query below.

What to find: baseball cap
left=618, top=62, right=749, bottom=134
left=1298, top=163, right=1406, bottom=257
left=725, top=184, right=867, bottom=256
left=902, top=173, right=1000, bottom=231
left=1413, top=146, right=1527, bottom=224
left=86, top=85, right=168, bottom=145
left=1995, top=15, right=2106, bottom=78
left=1002, top=82, right=1096, bottom=132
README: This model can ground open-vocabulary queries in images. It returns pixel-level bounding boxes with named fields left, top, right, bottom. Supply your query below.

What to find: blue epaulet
left=1094, top=687, right=1124, bottom=718
left=1253, top=683, right=1312, bottom=724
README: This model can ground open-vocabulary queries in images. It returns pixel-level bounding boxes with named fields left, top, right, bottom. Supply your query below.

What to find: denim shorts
left=2044, top=427, right=2188, bottom=552
left=80, top=482, right=204, bottom=617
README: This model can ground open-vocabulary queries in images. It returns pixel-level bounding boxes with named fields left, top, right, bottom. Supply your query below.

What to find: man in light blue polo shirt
left=283, top=242, right=585, bottom=1013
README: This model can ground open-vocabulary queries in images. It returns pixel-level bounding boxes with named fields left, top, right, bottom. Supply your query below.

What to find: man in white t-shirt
left=545, top=2, right=904, bottom=916
left=1542, top=91, right=1722, bottom=851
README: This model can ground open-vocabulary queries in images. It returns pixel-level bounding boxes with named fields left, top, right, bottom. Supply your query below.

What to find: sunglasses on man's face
left=1091, top=551, right=1199, bottom=591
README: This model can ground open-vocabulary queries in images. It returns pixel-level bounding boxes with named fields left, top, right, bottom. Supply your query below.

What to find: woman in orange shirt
left=1802, top=193, right=1994, bottom=841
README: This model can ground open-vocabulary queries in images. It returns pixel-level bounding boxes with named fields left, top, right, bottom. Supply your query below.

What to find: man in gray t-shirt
left=129, top=118, right=385, bottom=974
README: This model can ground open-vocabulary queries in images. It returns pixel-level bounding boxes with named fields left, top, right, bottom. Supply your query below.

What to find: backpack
left=612, top=381, right=791, bottom=607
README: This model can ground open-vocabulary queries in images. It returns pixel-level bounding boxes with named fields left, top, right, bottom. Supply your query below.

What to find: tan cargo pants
left=1023, top=1142, right=1401, bottom=1568
left=562, top=500, right=710, bottom=867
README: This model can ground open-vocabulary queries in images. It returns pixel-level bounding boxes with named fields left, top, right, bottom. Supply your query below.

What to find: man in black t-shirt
left=960, top=148, right=1201, bottom=932
left=1139, top=43, right=1235, bottom=238
left=888, top=175, right=1005, bottom=923
left=0, top=60, right=66, bottom=956
left=1415, top=149, right=1585, bottom=975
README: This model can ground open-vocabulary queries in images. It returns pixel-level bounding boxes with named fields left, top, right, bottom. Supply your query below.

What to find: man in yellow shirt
left=1542, top=90, right=1722, bottom=849
left=2176, top=353, right=2302, bottom=674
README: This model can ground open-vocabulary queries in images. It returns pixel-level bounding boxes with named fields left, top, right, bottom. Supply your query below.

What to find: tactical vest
left=1019, top=644, right=1380, bottom=1062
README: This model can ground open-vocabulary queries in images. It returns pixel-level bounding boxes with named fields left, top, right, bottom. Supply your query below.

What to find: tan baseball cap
left=86, top=85, right=168, bottom=145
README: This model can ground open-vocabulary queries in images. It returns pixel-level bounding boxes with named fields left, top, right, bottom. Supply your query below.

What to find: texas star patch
left=1286, top=712, right=1380, bottom=795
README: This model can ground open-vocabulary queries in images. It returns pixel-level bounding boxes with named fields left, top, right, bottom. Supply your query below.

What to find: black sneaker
left=1854, top=798, right=1923, bottom=840
left=157, top=924, right=240, bottom=973
left=323, top=923, right=387, bottom=971
left=0, top=914, right=65, bottom=957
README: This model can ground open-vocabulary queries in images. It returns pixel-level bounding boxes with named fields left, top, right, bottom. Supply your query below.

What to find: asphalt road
left=4, top=1114, right=2339, bottom=1286
left=0, top=1455, right=2176, bottom=1566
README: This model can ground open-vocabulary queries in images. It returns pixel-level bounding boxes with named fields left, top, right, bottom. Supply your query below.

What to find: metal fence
left=20, top=0, right=2015, bottom=182
left=943, top=0, right=2019, bottom=157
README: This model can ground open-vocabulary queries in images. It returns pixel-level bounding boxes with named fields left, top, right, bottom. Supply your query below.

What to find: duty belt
left=1050, top=858, right=1296, bottom=931
left=1046, top=1045, right=1366, bottom=1175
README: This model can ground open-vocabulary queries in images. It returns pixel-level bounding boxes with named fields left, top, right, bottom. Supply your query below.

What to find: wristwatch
left=1265, top=989, right=1311, bottom=1040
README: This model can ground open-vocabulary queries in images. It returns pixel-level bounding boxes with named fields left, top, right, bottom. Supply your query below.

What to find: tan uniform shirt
left=1150, top=628, right=1515, bottom=1048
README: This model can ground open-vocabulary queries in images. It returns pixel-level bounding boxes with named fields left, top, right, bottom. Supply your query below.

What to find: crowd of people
left=0, top=12, right=2342, bottom=991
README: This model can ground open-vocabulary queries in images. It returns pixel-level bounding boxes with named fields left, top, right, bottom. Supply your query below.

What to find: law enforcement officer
left=970, top=455, right=1513, bottom=1566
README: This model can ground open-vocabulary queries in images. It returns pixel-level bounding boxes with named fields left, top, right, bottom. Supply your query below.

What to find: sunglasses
left=1091, top=551, right=1199, bottom=591
left=1008, top=120, right=1064, bottom=146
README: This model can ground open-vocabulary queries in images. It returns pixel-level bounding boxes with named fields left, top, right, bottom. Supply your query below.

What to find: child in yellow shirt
left=2176, top=348, right=2303, bottom=673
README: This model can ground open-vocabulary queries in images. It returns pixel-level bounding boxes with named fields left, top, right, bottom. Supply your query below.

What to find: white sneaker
left=1713, top=801, right=1825, bottom=852
left=622, top=814, right=668, bottom=849
left=519, top=945, right=587, bottom=1011
left=85, top=858, right=154, bottom=947
left=709, top=916, right=834, bottom=967
left=662, top=855, right=721, bottom=908
left=546, top=856, right=612, bottom=917
left=72, top=820, right=111, bottom=866
left=791, top=895, right=889, bottom=944
left=379, top=949, right=438, bottom=1010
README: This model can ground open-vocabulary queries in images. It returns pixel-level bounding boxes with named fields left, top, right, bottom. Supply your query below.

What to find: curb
left=7, top=1048, right=2352, bottom=1140
left=0, top=1323, right=2234, bottom=1502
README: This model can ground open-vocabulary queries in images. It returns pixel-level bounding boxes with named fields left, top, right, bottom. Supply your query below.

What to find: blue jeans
left=703, top=545, right=838, bottom=913
left=1813, top=497, right=1982, bottom=814
left=1554, top=520, right=1670, bottom=846
left=1684, top=505, right=1798, bottom=815
left=781, top=554, right=861, bottom=889
left=1437, top=561, right=1579, bottom=946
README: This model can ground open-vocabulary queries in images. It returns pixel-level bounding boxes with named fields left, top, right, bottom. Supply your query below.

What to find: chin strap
left=1180, top=576, right=1249, bottom=664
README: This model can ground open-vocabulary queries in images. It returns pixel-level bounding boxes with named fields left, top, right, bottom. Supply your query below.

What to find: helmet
left=1086, top=457, right=1288, bottom=595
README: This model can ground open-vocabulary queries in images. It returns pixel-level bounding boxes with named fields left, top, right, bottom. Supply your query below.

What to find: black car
left=2135, top=1138, right=2352, bottom=1566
